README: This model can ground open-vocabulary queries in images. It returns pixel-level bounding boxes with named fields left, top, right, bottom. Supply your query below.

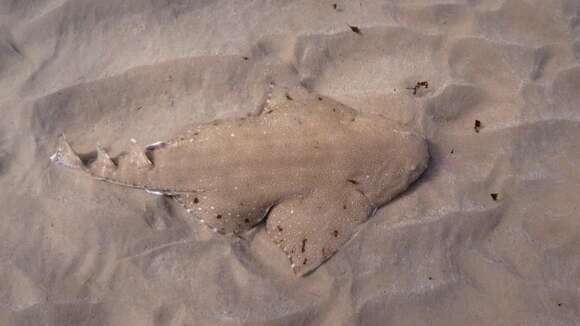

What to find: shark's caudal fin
left=50, top=134, right=118, bottom=179
left=50, top=135, right=158, bottom=186
left=49, top=134, right=86, bottom=170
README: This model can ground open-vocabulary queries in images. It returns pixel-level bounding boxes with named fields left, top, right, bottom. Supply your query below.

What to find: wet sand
left=1, top=1, right=579, bottom=325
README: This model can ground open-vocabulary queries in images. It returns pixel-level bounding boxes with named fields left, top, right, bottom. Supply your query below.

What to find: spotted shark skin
left=51, top=86, right=429, bottom=276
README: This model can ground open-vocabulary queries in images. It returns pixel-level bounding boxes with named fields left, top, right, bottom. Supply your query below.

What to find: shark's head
left=402, top=131, right=430, bottom=184
left=367, top=127, right=430, bottom=206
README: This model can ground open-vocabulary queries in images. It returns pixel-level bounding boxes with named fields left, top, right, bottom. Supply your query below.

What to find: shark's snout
left=404, top=131, right=429, bottom=183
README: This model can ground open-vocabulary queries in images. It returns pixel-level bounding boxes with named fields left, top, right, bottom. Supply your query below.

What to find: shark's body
left=52, top=87, right=429, bottom=275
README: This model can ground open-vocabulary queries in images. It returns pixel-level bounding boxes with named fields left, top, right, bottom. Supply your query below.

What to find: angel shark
left=51, top=86, right=429, bottom=276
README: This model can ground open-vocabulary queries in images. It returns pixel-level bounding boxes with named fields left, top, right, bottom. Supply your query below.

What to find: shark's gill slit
left=257, top=204, right=275, bottom=225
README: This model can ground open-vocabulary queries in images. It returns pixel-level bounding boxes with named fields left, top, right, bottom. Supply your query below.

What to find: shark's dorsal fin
left=96, top=144, right=115, bottom=167
left=126, top=138, right=153, bottom=169
left=88, top=144, right=117, bottom=177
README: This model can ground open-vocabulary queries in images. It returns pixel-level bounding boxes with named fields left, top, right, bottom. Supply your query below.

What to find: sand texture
left=1, top=0, right=580, bottom=325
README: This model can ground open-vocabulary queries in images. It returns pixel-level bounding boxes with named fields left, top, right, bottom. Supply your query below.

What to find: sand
left=1, top=0, right=579, bottom=325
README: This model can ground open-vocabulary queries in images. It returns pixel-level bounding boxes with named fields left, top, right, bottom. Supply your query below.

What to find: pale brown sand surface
left=1, top=1, right=580, bottom=325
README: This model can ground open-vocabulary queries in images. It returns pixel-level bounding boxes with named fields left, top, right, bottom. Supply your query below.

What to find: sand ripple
left=1, top=0, right=579, bottom=325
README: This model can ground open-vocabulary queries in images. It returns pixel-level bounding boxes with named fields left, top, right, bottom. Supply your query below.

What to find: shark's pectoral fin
left=266, top=187, right=373, bottom=276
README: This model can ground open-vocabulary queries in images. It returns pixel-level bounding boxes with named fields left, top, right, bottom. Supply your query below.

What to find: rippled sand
left=1, top=1, right=579, bottom=325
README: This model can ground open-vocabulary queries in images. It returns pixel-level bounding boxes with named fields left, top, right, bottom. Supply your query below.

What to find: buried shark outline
left=51, top=85, right=429, bottom=276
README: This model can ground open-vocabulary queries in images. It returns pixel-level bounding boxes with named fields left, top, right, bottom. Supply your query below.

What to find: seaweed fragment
left=348, top=25, right=361, bottom=34
left=406, top=81, right=429, bottom=95
left=474, top=120, right=482, bottom=133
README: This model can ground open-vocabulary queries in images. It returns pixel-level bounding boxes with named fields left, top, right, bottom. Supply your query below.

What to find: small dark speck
left=332, top=3, right=337, bottom=10
left=474, top=120, right=482, bottom=133
left=407, top=81, right=429, bottom=95
left=285, top=93, right=293, bottom=101
left=277, top=225, right=283, bottom=232
left=347, top=179, right=359, bottom=185
left=303, top=258, right=308, bottom=265
left=450, top=149, right=454, bottom=154
left=343, top=204, right=347, bottom=209
left=428, top=276, right=433, bottom=280
left=216, top=214, right=222, bottom=219
left=557, top=303, right=562, bottom=307
left=244, top=218, right=250, bottom=223
left=242, top=56, right=249, bottom=60
left=136, top=106, right=143, bottom=111
left=301, top=238, right=307, bottom=252
left=491, top=193, right=499, bottom=201
left=348, top=25, right=361, bottom=34
left=318, top=96, right=323, bottom=101
left=333, top=230, right=339, bottom=237
left=193, top=197, right=199, bottom=204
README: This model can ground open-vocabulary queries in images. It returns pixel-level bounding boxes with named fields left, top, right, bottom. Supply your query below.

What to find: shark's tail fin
left=50, top=134, right=86, bottom=170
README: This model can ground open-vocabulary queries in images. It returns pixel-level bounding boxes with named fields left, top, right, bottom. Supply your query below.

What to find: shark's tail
left=50, top=134, right=154, bottom=183
left=49, top=134, right=86, bottom=170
